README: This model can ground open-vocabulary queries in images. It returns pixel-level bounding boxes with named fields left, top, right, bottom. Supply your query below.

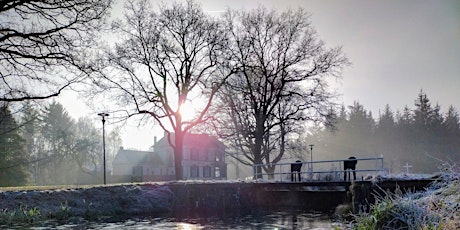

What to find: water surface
left=25, top=209, right=348, bottom=229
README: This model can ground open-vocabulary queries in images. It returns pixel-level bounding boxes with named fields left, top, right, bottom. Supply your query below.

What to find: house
left=111, top=148, right=174, bottom=182
left=112, top=133, right=227, bottom=182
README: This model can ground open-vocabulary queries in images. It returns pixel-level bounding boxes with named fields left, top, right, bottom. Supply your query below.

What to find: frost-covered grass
left=0, top=183, right=174, bottom=227
left=0, top=206, right=41, bottom=225
left=352, top=164, right=460, bottom=230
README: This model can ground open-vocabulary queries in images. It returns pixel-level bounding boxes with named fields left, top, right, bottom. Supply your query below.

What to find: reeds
left=352, top=163, right=460, bottom=229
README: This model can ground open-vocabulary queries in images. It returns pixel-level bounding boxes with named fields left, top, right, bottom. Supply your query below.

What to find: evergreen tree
left=377, top=105, right=395, bottom=132
left=375, top=105, right=398, bottom=171
left=21, top=102, right=40, bottom=185
left=0, top=103, right=29, bottom=186
left=346, top=102, right=375, bottom=155
left=18, top=101, right=117, bottom=185
left=411, top=91, right=443, bottom=172
left=442, top=106, right=460, bottom=163
left=395, top=105, right=416, bottom=165
left=429, top=103, right=445, bottom=156
left=305, top=102, right=377, bottom=163
left=306, top=90, right=459, bottom=174
left=413, top=90, right=433, bottom=128
left=444, top=106, right=460, bottom=132
left=38, top=101, right=77, bottom=185
left=309, top=105, right=350, bottom=161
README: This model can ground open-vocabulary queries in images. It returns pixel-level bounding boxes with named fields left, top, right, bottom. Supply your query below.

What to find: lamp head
left=97, top=113, right=109, bottom=122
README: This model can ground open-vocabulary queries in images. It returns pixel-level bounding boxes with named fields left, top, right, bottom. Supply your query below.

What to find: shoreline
left=0, top=183, right=174, bottom=225
left=0, top=176, right=441, bottom=227
left=1, top=180, right=346, bottom=226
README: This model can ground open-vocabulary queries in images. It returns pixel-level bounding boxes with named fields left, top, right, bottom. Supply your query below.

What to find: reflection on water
left=24, top=209, right=348, bottom=229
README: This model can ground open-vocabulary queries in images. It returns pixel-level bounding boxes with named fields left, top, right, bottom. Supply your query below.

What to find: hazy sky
left=197, top=0, right=460, bottom=114
left=59, top=0, right=460, bottom=150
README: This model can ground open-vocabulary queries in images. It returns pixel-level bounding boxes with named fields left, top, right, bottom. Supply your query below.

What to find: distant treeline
left=307, top=90, right=460, bottom=174
left=0, top=101, right=121, bottom=187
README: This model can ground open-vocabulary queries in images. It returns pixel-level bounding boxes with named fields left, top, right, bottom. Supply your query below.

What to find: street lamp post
left=98, top=112, right=109, bottom=184
left=309, top=144, right=314, bottom=172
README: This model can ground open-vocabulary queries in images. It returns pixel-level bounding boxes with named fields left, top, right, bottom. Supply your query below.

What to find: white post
left=403, top=163, right=412, bottom=174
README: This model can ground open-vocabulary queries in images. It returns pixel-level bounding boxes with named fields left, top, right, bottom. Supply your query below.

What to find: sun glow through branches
left=178, top=100, right=197, bottom=121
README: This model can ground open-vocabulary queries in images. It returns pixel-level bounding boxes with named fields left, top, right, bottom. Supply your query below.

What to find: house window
left=190, top=165, right=199, bottom=178
left=190, top=148, right=199, bottom=161
left=214, top=166, right=220, bottom=178
left=203, top=166, right=212, bottom=178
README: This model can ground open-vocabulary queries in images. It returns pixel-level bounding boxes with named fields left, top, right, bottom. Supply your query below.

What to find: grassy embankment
left=351, top=168, right=460, bottom=229
left=0, top=183, right=173, bottom=227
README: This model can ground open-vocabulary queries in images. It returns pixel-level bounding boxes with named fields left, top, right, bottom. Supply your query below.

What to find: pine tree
left=377, top=105, right=395, bottom=132
left=443, top=106, right=460, bottom=163
left=39, top=101, right=76, bottom=185
left=0, top=103, right=29, bottom=186
left=407, top=91, right=444, bottom=172
left=21, top=102, right=39, bottom=185
left=375, top=105, right=398, bottom=171
left=346, top=102, right=375, bottom=154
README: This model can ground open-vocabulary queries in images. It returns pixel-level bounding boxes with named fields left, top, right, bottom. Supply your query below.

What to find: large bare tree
left=217, top=7, right=348, bottom=178
left=0, top=0, right=112, bottom=102
left=94, top=0, right=234, bottom=180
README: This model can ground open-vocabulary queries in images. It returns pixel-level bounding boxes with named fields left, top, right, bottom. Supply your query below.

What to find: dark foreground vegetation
left=1, top=172, right=458, bottom=229
left=350, top=167, right=460, bottom=229
left=0, top=183, right=173, bottom=227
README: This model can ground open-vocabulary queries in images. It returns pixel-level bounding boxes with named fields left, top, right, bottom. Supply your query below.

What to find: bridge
left=170, top=178, right=435, bottom=215
left=252, top=157, right=385, bottom=182
left=171, top=157, right=435, bottom=214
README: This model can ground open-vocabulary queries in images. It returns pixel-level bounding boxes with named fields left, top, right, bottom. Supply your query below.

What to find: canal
left=14, top=209, right=347, bottom=229
left=1, top=179, right=433, bottom=229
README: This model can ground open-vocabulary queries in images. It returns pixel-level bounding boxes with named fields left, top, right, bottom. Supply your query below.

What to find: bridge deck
left=254, top=179, right=435, bottom=191
left=169, top=179, right=436, bottom=213
left=258, top=181, right=351, bottom=192
left=169, top=181, right=352, bottom=212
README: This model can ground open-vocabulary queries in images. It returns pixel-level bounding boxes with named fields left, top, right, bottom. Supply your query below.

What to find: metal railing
left=252, top=157, right=384, bottom=182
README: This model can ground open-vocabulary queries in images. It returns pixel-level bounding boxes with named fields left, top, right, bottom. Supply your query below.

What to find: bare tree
left=0, top=0, right=112, bottom=102
left=94, top=0, right=234, bottom=180
left=71, top=117, right=103, bottom=179
left=217, top=7, right=348, bottom=178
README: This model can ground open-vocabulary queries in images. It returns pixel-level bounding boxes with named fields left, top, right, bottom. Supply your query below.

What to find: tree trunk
left=174, top=130, right=184, bottom=180
left=251, top=110, right=267, bottom=179
left=253, top=159, right=263, bottom=179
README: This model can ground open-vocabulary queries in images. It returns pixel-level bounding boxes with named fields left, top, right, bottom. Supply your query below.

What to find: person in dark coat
left=344, top=156, right=357, bottom=181
left=291, top=160, right=302, bottom=182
